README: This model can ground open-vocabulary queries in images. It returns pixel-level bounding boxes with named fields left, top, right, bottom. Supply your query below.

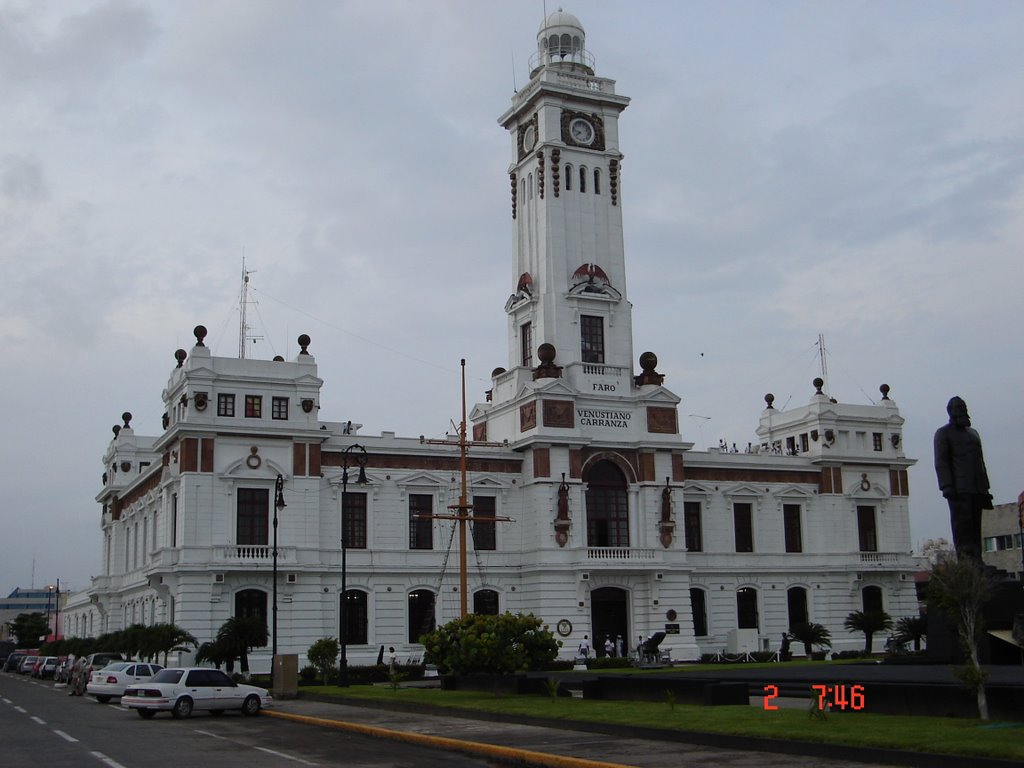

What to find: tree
left=195, top=638, right=235, bottom=672
left=920, top=538, right=953, bottom=565
left=145, top=624, right=198, bottom=666
left=843, top=610, right=893, bottom=654
left=927, top=554, right=997, bottom=720
left=307, top=637, right=340, bottom=685
left=421, top=612, right=560, bottom=675
left=216, top=616, right=268, bottom=675
left=788, top=622, right=832, bottom=657
left=894, top=616, right=927, bottom=652
left=11, top=613, right=49, bottom=647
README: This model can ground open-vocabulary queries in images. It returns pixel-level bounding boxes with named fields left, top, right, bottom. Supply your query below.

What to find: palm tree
left=147, top=624, right=198, bottom=666
left=894, top=615, right=927, bottom=652
left=195, top=638, right=235, bottom=672
left=216, top=616, right=268, bottom=675
left=788, top=622, right=832, bottom=657
left=843, top=610, right=893, bottom=654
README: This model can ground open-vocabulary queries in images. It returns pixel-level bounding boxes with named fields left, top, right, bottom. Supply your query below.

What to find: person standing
left=603, top=636, right=614, bottom=657
left=577, top=635, right=590, bottom=659
left=388, top=647, right=397, bottom=675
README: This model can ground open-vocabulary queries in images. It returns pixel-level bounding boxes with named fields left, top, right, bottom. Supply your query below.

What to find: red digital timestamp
left=763, top=684, right=866, bottom=711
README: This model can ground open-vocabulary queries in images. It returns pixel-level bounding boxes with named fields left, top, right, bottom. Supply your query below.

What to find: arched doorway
left=591, top=586, right=629, bottom=657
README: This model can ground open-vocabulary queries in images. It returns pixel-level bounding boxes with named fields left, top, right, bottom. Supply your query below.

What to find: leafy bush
left=307, top=637, right=340, bottom=685
left=421, top=612, right=560, bottom=675
left=299, top=665, right=317, bottom=684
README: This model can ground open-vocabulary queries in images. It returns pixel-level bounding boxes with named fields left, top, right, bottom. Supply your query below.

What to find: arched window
left=787, top=587, right=808, bottom=629
left=736, top=587, right=759, bottom=630
left=564, top=164, right=573, bottom=191
left=585, top=460, right=629, bottom=547
left=559, top=33, right=571, bottom=55
left=234, top=589, right=268, bottom=622
left=862, top=585, right=883, bottom=614
left=579, top=166, right=587, bottom=193
left=473, top=589, right=499, bottom=615
left=690, top=588, right=708, bottom=636
left=594, top=169, right=601, bottom=195
left=408, top=589, right=436, bottom=644
left=341, top=590, right=368, bottom=645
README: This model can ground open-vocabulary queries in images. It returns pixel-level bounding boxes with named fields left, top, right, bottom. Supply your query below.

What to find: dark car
left=84, top=652, right=124, bottom=674
left=4, top=653, right=26, bottom=672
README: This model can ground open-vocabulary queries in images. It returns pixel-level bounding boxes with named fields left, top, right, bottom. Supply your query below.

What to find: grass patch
left=303, top=685, right=1024, bottom=761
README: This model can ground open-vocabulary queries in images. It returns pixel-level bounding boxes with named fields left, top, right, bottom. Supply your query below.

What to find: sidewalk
left=265, top=693, right=1016, bottom=768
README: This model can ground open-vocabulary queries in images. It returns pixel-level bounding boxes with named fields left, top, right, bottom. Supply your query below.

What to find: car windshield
left=100, top=662, right=132, bottom=672
left=150, top=668, right=185, bottom=684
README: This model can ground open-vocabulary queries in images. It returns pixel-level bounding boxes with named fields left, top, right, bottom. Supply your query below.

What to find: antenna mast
left=238, top=259, right=264, bottom=359
left=817, top=333, right=829, bottom=394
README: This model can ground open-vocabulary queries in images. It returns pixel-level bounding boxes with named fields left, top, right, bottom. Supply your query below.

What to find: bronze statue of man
left=934, top=396, right=993, bottom=561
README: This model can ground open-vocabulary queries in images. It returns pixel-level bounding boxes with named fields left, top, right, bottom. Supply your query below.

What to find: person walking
left=577, top=635, right=590, bottom=659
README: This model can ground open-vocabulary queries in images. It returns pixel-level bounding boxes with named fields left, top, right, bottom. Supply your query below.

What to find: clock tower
left=476, top=10, right=683, bottom=449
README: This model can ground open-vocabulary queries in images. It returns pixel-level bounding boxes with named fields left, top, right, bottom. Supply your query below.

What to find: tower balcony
left=565, top=361, right=631, bottom=395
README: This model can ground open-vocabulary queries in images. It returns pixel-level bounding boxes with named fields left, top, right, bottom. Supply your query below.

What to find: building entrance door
left=590, top=587, right=629, bottom=657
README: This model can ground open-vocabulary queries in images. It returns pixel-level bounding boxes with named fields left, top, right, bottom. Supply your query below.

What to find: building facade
left=982, top=501, right=1024, bottom=578
left=64, top=11, right=920, bottom=670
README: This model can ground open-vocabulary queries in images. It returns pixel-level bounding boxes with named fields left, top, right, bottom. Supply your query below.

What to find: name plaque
left=577, top=408, right=632, bottom=428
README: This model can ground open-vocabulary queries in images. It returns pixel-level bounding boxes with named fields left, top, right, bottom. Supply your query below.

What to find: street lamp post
left=272, top=474, right=287, bottom=686
left=340, top=444, right=369, bottom=687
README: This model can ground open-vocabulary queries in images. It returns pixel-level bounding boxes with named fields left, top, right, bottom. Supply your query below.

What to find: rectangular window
left=683, top=501, right=703, bottom=552
left=733, top=502, right=753, bottom=553
left=580, top=315, right=605, bottom=364
left=272, top=397, right=288, bottom=420
left=521, top=323, right=533, bottom=368
left=237, top=488, right=270, bottom=546
left=472, top=496, right=497, bottom=551
left=217, top=393, right=235, bottom=417
left=690, top=588, right=707, bottom=636
left=872, top=433, right=883, bottom=451
left=799, top=433, right=809, bottom=453
left=857, top=505, right=878, bottom=552
left=783, top=504, right=802, bottom=553
left=343, top=492, right=367, bottom=549
left=171, top=494, right=177, bottom=547
left=244, top=395, right=262, bottom=418
left=409, top=494, right=433, bottom=550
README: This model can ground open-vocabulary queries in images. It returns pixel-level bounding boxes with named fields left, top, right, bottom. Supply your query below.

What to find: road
left=0, top=673, right=499, bottom=768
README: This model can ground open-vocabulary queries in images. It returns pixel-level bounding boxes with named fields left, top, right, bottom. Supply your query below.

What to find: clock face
left=569, top=117, right=595, bottom=145
left=522, top=125, right=536, bottom=152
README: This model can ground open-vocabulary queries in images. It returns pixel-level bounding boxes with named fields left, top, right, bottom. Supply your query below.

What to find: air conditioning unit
left=213, top=573, right=224, bottom=583
left=287, top=574, right=297, bottom=584
left=580, top=572, right=590, bottom=581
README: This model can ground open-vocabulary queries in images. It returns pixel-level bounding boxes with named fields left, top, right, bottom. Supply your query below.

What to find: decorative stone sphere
left=537, top=343, right=556, bottom=364
left=491, top=367, right=507, bottom=378
left=764, top=393, right=775, bottom=408
left=639, top=351, right=658, bottom=371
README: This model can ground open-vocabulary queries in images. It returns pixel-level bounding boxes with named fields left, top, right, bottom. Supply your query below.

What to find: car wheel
left=95, top=695, right=111, bottom=704
left=242, top=695, right=261, bottom=716
left=171, top=697, right=193, bottom=719
left=137, top=709, right=156, bottom=719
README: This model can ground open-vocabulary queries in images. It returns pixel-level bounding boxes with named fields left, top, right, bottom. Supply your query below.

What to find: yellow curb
left=266, top=709, right=638, bottom=768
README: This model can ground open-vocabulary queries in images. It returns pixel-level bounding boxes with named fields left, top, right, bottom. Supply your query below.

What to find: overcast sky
left=2, top=0, right=1022, bottom=598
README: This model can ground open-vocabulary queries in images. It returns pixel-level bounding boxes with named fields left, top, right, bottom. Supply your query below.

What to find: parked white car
left=87, top=662, right=163, bottom=703
left=121, top=667, right=272, bottom=719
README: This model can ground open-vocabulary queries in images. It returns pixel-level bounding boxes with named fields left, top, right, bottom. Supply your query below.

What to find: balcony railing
left=216, top=545, right=295, bottom=564
left=859, top=552, right=903, bottom=564
left=587, top=547, right=656, bottom=562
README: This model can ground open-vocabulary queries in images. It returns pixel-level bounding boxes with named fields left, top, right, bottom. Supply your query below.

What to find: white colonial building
left=64, top=11, right=919, bottom=669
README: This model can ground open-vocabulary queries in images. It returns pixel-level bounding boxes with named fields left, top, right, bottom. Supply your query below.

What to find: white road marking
left=14, top=706, right=26, bottom=713
left=254, top=746, right=318, bottom=765
left=53, top=729, right=79, bottom=742
left=90, top=752, right=128, bottom=768
left=194, top=728, right=317, bottom=766
left=31, top=716, right=46, bottom=724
